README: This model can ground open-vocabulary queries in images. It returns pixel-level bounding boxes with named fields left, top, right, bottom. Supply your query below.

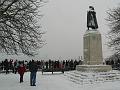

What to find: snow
left=1, top=70, right=120, bottom=90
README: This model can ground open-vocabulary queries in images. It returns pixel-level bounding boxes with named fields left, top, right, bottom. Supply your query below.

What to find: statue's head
left=89, top=6, right=94, bottom=11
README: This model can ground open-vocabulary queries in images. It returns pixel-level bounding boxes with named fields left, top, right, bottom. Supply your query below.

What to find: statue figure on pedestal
left=87, top=6, right=98, bottom=30
left=76, top=6, right=112, bottom=73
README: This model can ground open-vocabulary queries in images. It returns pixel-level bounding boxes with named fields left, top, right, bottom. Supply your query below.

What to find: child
left=18, top=63, right=26, bottom=83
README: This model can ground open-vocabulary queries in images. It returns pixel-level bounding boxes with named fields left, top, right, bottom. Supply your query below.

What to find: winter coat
left=18, top=65, right=26, bottom=75
left=29, top=61, right=38, bottom=72
left=59, top=63, right=64, bottom=69
left=4, top=60, right=9, bottom=70
left=87, top=10, right=98, bottom=29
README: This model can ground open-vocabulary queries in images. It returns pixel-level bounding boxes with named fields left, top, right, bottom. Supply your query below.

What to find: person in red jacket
left=18, top=63, right=26, bottom=83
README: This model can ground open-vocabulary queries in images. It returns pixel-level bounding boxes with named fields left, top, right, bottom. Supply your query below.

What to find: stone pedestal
left=83, top=30, right=103, bottom=65
left=76, top=29, right=112, bottom=72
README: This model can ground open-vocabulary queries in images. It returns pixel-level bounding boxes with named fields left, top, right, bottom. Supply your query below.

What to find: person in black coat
left=4, top=59, right=9, bottom=74
left=29, top=60, right=38, bottom=86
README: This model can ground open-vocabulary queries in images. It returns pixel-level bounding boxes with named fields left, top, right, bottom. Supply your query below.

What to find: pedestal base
left=64, top=70, right=120, bottom=84
left=76, top=65, right=112, bottom=72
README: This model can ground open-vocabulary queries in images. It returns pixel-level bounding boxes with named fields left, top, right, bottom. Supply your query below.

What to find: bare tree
left=106, top=5, right=120, bottom=56
left=0, top=0, right=46, bottom=56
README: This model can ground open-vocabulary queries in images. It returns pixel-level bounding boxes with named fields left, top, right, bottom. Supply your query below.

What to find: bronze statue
left=87, top=6, right=98, bottom=30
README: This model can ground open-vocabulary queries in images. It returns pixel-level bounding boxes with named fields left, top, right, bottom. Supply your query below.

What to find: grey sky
left=0, top=0, right=120, bottom=61
left=39, top=0, right=119, bottom=60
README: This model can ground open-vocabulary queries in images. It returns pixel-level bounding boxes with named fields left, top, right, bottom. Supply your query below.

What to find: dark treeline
left=0, top=59, right=83, bottom=74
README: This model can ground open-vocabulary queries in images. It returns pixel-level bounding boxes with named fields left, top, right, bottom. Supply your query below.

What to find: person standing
left=29, top=60, right=38, bottom=86
left=18, top=63, right=26, bottom=83
left=14, top=60, right=19, bottom=74
left=4, top=59, right=9, bottom=74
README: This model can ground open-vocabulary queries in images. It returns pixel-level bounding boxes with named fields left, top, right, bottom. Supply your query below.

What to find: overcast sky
left=0, top=0, right=120, bottom=61
left=39, top=0, right=119, bottom=60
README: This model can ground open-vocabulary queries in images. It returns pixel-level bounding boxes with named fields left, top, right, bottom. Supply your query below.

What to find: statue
left=87, top=6, right=98, bottom=30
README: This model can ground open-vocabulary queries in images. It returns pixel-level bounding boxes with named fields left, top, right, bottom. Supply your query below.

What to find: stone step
left=64, top=70, right=120, bottom=84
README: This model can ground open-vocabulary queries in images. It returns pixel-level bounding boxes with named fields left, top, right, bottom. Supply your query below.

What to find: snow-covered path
left=0, top=71, right=120, bottom=90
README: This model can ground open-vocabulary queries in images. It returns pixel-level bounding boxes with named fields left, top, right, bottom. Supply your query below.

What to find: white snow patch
left=0, top=71, right=120, bottom=90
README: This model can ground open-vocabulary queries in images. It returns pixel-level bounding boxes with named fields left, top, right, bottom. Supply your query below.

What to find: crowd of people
left=0, top=58, right=82, bottom=86
left=0, top=59, right=82, bottom=74
left=1, top=58, right=119, bottom=74
left=0, top=59, right=27, bottom=74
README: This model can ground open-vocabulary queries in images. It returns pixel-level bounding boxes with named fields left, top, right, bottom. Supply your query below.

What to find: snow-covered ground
left=1, top=70, right=120, bottom=90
